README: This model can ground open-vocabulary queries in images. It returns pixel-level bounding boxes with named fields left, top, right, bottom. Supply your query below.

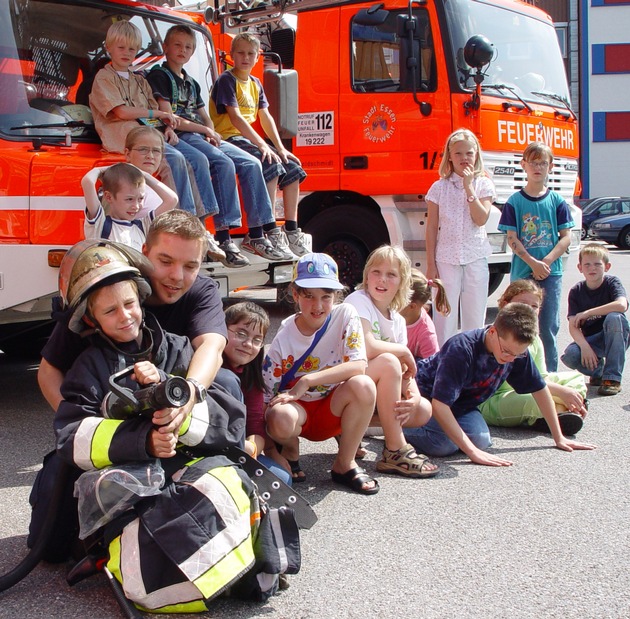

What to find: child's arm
left=531, top=387, right=595, bottom=451
left=572, top=296, right=629, bottom=329
left=110, top=101, right=179, bottom=129
left=545, top=381, right=587, bottom=416
left=81, top=166, right=110, bottom=219
left=542, top=228, right=571, bottom=267
left=271, top=359, right=367, bottom=405
left=141, top=170, right=178, bottom=216
left=432, top=399, right=513, bottom=466
left=224, top=104, right=281, bottom=164
left=462, top=167, right=491, bottom=226
left=258, top=107, right=301, bottom=165
left=506, top=230, right=551, bottom=280
left=361, top=318, right=417, bottom=378
left=425, top=199, right=440, bottom=281
left=567, top=316, right=600, bottom=371
left=394, top=378, right=432, bottom=427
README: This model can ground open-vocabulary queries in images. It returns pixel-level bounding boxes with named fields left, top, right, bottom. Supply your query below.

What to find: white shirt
left=345, top=289, right=407, bottom=345
left=426, top=175, right=495, bottom=265
left=84, top=203, right=154, bottom=251
left=263, top=303, right=367, bottom=402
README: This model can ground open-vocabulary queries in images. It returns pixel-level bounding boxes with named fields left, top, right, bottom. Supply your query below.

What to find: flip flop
left=331, top=466, right=380, bottom=495
left=287, top=459, right=306, bottom=483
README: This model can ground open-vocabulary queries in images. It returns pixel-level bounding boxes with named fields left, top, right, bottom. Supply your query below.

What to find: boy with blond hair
left=561, top=243, right=629, bottom=395
left=210, top=33, right=309, bottom=257
left=82, top=162, right=177, bottom=251
left=88, top=20, right=221, bottom=236
left=498, top=141, right=574, bottom=371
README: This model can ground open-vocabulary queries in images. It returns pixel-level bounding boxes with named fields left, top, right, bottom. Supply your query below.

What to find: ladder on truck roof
left=177, top=0, right=340, bottom=28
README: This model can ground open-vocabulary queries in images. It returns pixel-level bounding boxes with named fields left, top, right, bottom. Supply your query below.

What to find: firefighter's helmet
left=58, top=240, right=153, bottom=333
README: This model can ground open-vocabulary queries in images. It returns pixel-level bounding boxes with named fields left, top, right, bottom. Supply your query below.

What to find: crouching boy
left=561, top=243, right=629, bottom=396
left=403, top=303, right=596, bottom=465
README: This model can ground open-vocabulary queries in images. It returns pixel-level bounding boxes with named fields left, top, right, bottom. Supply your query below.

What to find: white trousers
left=433, top=257, right=489, bottom=347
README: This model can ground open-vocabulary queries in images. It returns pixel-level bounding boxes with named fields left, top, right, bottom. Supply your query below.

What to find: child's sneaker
left=265, top=227, right=294, bottom=260
left=242, top=234, right=286, bottom=261
left=218, top=240, right=250, bottom=268
left=282, top=225, right=310, bottom=257
left=598, top=380, right=621, bottom=396
left=205, top=231, right=226, bottom=263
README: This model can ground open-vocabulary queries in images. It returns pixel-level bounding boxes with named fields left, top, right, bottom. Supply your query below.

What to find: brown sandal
left=376, top=444, right=439, bottom=478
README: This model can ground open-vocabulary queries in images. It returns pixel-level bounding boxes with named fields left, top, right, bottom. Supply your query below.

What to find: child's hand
left=259, top=143, right=282, bottom=165
left=554, top=437, right=597, bottom=452
left=573, top=311, right=590, bottom=328
left=393, top=388, right=420, bottom=425
left=158, top=111, right=180, bottom=129
left=164, top=127, right=179, bottom=145
left=278, top=147, right=302, bottom=166
left=579, top=343, right=599, bottom=371
left=558, top=388, right=587, bottom=417
left=530, top=260, right=551, bottom=280
left=147, top=428, right=177, bottom=458
left=132, top=361, right=160, bottom=386
left=461, top=163, right=475, bottom=188
left=204, top=127, right=221, bottom=146
left=399, top=349, right=417, bottom=379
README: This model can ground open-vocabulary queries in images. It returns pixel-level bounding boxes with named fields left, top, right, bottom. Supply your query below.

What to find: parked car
left=590, top=212, right=630, bottom=249
left=580, top=197, right=630, bottom=240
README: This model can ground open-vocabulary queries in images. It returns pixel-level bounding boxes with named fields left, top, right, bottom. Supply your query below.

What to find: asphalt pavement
left=1, top=244, right=629, bottom=619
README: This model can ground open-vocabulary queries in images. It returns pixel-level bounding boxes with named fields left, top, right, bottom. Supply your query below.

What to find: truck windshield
left=0, top=0, right=215, bottom=141
left=445, top=0, right=570, bottom=106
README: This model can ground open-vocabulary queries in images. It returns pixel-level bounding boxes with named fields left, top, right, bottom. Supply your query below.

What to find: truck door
left=338, top=3, right=450, bottom=196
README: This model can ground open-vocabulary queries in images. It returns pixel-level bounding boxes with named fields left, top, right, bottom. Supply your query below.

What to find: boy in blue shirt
left=561, top=243, right=629, bottom=396
left=210, top=33, right=309, bottom=258
left=403, top=303, right=595, bottom=465
left=498, top=142, right=574, bottom=371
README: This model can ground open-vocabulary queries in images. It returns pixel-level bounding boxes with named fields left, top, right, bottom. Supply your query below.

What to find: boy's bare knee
left=370, top=352, right=402, bottom=378
left=346, top=375, right=377, bottom=405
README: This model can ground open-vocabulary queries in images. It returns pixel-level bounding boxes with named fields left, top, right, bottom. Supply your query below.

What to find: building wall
left=579, top=1, right=630, bottom=197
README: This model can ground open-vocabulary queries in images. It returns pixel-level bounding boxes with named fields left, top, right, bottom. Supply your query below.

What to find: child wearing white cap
left=262, top=253, right=379, bottom=495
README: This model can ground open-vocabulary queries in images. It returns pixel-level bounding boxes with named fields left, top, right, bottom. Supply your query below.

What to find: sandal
left=287, top=459, right=306, bottom=483
left=331, top=467, right=380, bottom=495
left=376, top=443, right=439, bottom=478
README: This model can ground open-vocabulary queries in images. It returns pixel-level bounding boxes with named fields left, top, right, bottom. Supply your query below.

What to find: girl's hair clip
left=427, top=279, right=433, bottom=287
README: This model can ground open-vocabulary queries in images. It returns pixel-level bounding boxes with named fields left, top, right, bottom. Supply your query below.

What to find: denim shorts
left=227, top=136, right=307, bottom=189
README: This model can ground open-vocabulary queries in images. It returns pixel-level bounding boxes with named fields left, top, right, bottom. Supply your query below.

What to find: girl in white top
left=263, top=253, right=379, bottom=495
left=425, top=128, right=496, bottom=345
left=345, top=245, right=438, bottom=478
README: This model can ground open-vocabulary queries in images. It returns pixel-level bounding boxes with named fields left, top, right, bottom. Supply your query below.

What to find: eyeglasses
left=496, top=332, right=529, bottom=359
left=228, top=328, right=264, bottom=348
left=524, top=160, right=550, bottom=169
left=131, top=147, right=163, bottom=156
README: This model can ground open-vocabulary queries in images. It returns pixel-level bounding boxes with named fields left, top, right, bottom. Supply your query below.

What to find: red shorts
left=298, top=391, right=342, bottom=442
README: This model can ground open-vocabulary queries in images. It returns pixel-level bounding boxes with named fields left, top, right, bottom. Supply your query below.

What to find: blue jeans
left=530, top=274, right=562, bottom=372
left=403, top=409, right=492, bottom=457
left=169, top=137, right=219, bottom=217
left=561, top=312, right=630, bottom=382
left=163, top=143, right=196, bottom=214
left=179, top=134, right=275, bottom=229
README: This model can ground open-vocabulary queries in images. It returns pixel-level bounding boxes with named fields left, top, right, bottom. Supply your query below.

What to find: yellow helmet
left=58, top=240, right=153, bottom=333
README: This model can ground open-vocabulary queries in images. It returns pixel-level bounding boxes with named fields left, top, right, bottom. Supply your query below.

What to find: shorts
left=297, top=391, right=342, bottom=442
left=227, top=136, right=307, bottom=189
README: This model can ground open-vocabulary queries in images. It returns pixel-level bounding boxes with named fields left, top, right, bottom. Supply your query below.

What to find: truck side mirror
left=263, top=53, right=298, bottom=139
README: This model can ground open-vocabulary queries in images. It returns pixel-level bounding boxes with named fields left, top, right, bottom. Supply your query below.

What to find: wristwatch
left=187, top=378, right=207, bottom=404
left=467, top=194, right=478, bottom=203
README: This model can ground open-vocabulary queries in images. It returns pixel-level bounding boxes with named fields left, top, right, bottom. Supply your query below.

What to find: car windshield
left=445, top=0, right=570, bottom=106
left=0, top=0, right=216, bottom=140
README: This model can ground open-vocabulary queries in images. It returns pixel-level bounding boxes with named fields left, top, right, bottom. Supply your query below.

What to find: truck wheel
left=305, top=206, right=389, bottom=289
left=488, top=272, right=504, bottom=296
left=618, top=226, right=630, bottom=250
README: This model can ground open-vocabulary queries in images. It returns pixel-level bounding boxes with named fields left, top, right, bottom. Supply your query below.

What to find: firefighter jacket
left=54, top=312, right=246, bottom=470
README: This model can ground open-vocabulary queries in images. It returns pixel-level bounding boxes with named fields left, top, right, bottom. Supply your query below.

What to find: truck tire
left=304, top=205, right=389, bottom=289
